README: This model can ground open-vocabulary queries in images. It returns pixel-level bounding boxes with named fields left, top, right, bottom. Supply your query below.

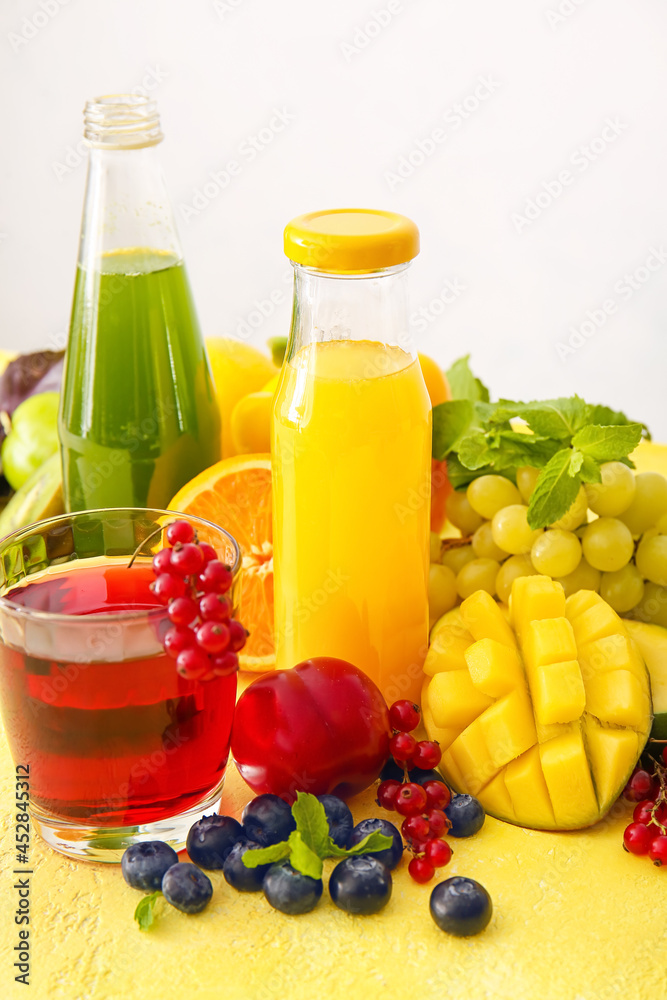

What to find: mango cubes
left=421, top=579, right=652, bottom=830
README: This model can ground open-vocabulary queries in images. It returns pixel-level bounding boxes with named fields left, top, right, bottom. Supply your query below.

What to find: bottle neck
left=286, top=262, right=415, bottom=363
left=78, top=96, right=181, bottom=272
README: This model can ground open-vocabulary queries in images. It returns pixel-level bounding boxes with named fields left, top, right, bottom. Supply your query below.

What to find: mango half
left=422, top=578, right=652, bottom=830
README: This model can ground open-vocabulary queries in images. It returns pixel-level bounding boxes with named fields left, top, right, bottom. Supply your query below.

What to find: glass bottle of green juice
left=59, top=95, right=221, bottom=511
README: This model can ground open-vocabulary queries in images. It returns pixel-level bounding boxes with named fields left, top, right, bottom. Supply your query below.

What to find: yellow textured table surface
left=1, top=443, right=666, bottom=1000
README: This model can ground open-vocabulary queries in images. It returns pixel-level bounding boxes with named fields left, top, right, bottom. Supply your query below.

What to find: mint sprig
left=432, top=356, right=648, bottom=528
left=242, top=792, right=392, bottom=879
left=134, top=890, right=163, bottom=931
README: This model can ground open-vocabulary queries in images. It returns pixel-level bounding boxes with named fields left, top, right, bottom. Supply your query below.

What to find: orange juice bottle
left=272, top=209, right=431, bottom=704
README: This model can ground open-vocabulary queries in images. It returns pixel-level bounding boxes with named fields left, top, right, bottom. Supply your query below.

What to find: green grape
left=441, top=543, right=475, bottom=575
left=550, top=485, right=589, bottom=531
left=472, top=521, right=508, bottom=562
left=657, top=511, right=667, bottom=533
left=466, top=475, right=521, bottom=520
left=491, top=504, right=542, bottom=555
left=635, top=530, right=667, bottom=586
left=516, top=466, right=541, bottom=504
left=530, top=529, right=581, bottom=578
left=584, top=461, right=636, bottom=517
left=428, top=563, right=458, bottom=622
left=554, top=558, right=601, bottom=598
left=619, top=472, right=667, bottom=535
left=1, top=391, right=60, bottom=492
left=599, top=563, right=645, bottom=613
left=445, top=491, right=484, bottom=536
left=581, top=517, right=634, bottom=572
left=456, top=557, right=500, bottom=600
left=630, top=580, right=667, bottom=628
left=496, top=554, right=537, bottom=604
left=430, top=532, right=443, bottom=563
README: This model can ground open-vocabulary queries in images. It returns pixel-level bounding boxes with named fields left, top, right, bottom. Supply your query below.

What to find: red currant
left=199, top=593, right=232, bottom=623
left=198, top=560, right=234, bottom=594
left=167, top=596, right=198, bottom=627
left=176, top=647, right=210, bottom=679
left=423, top=780, right=451, bottom=811
left=388, top=700, right=421, bottom=733
left=196, top=621, right=230, bottom=655
left=170, top=542, right=205, bottom=577
left=228, top=619, right=248, bottom=653
left=163, top=626, right=195, bottom=658
left=152, top=548, right=173, bottom=575
left=424, top=838, right=453, bottom=869
left=376, top=779, right=402, bottom=811
left=394, top=782, right=428, bottom=817
left=623, top=822, right=654, bottom=855
left=401, top=815, right=430, bottom=843
left=624, top=769, right=657, bottom=802
left=633, top=799, right=657, bottom=825
left=412, top=740, right=442, bottom=770
left=210, top=651, right=240, bottom=677
left=198, top=542, right=218, bottom=564
left=152, top=573, right=186, bottom=604
left=425, top=808, right=448, bottom=837
left=166, top=520, right=195, bottom=546
left=389, top=732, right=417, bottom=763
left=662, top=745, right=667, bottom=767
left=649, top=834, right=667, bottom=866
left=408, top=856, right=434, bottom=884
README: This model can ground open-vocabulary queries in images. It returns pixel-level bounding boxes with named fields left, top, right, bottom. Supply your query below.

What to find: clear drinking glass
left=0, top=508, right=240, bottom=862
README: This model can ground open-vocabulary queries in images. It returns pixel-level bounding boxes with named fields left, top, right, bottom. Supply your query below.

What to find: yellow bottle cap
left=283, top=208, right=419, bottom=273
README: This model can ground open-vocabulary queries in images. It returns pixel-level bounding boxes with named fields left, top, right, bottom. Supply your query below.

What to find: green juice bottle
left=60, top=96, right=220, bottom=511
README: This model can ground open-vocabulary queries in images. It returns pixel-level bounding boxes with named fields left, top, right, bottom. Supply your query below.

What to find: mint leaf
left=445, top=355, right=490, bottom=403
left=578, top=454, right=602, bottom=483
left=569, top=449, right=584, bottom=476
left=242, top=841, right=291, bottom=868
left=287, top=830, right=324, bottom=879
left=571, top=423, right=643, bottom=462
left=134, top=891, right=162, bottom=932
left=432, top=400, right=475, bottom=459
left=527, top=449, right=581, bottom=529
left=457, top=430, right=493, bottom=470
left=291, top=792, right=330, bottom=857
left=492, top=397, right=590, bottom=440
left=325, top=830, right=393, bottom=858
left=445, top=453, right=487, bottom=490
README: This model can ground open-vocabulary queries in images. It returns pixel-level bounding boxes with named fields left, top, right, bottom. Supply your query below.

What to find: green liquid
left=60, top=249, right=221, bottom=510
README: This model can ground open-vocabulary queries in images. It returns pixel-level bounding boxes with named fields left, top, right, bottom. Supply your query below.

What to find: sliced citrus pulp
left=168, top=454, right=274, bottom=671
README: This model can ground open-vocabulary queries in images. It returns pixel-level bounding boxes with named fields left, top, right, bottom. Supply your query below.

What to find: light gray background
left=1, top=0, right=666, bottom=433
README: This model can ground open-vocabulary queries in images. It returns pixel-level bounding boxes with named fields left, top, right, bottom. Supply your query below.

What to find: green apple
left=1, top=392, right=60, bottom=491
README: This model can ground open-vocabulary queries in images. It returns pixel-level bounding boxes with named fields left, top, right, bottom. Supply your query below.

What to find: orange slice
left=168, top=454, right=274, bottom=671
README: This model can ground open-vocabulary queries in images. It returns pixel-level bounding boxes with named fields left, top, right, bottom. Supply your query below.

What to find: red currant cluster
left=151, top=520, right=248, bottom=681
left=622, top=748, right=667, bottom=867
left=377, top=699, right=453, bottom=884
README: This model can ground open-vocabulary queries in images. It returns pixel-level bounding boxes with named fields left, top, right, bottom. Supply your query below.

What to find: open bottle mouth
left=83, top=94, right=163, bottom=149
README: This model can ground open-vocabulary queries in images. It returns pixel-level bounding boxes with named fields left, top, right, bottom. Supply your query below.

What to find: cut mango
left=427, top=669, right=493, bottom=730
left=464, top=639, right=525, bottom=697
left=461, top=590, right=516, bottom=647
left=422, top=577, right=653, bottom=831
left=539, top=729, right=598, bottom=829
left=423, top=626, right=474, bottom=676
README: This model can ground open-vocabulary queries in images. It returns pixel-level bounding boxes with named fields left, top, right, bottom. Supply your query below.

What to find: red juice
left=0, top=562, right=236, bottom=827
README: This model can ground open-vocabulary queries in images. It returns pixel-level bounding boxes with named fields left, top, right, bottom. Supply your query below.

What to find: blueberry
left=444, top=794, right=485, bottom=838
left=347, top=818, right=403, bottom=870
left=161, top=862, right=213, bottom=914
left=121, top=841, right=179, bottom=891
left=317, top=794, right=353, bottom=848
left=263, top=863, right=323, bottom=915
left=408, top=768, right=443, bottom=788
left=223, top=840, right=273, bottom=892
left=329, top=856, right=392, bottom=915
left=186, top=814, right=245, bottom=869
left=242, top=794, right=296, bottom=847
left=430, top=876, right=492, bottom=936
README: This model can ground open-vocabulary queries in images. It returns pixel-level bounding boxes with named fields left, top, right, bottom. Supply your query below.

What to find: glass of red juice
left=0, top=508, right=241, bottom=862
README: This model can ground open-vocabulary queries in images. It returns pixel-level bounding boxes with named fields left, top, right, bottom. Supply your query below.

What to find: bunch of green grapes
left=428, top=462, right=667, bottom=628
